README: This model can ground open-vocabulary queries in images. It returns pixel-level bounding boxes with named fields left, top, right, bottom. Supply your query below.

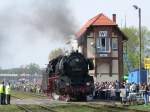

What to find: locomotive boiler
left=42, top=51, right=94, bottom=101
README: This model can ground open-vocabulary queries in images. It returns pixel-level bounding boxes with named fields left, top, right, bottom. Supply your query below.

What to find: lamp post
left=133, top=5, right=142, bottom=84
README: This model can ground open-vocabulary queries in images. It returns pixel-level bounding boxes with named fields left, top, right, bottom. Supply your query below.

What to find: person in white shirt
left=120, top=88, right=126, bottom=104
left=5, top=82, right=11, bottom=104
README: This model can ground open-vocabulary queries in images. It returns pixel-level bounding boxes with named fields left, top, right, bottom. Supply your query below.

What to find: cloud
left=0, top=0, right=77, bottom=68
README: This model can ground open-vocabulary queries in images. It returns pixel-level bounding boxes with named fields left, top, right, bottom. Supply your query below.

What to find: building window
left=96, top=31, right=110, bottom=53
left=112, top=38, right=118, bottom=50
left=102, top=38, right=105, bottom=47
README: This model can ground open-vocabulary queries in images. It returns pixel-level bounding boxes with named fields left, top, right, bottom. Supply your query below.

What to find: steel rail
left=16, top=105, right=33, bottom=112
left=38, top=105, right=57, bottom=112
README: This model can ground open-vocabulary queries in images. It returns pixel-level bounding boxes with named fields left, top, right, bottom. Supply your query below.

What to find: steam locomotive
left=42, top=51, right=94, bottom=101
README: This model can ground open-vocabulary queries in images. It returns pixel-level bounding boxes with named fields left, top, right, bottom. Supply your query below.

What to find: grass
left=0, top=104, right=149, bottom=112
left=0, top=105, right=52, bottom=112
left=0, top=105, right=22, bottom=112
left=11, top=91, right=46, bottom=99
left=128, top=103, right=150, bottom=111
left=5, top=91, right=150, bottom=112
left=52, top=105, right=95, bottom=112
left=51, top=104, right=131, bottom=112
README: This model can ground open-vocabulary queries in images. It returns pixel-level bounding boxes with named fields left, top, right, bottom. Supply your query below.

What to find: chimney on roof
left=112, top=14, right=116, bottom=23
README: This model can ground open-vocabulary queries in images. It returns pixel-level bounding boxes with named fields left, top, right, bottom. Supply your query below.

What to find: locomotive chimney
left=112, top=14, right=116, bottom=23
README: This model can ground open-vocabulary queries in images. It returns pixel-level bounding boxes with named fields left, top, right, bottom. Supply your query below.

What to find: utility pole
left=133, top=5, right=142, bottom=84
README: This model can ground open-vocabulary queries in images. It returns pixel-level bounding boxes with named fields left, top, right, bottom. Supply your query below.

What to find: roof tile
left=76, top=13, right=116, bottom=38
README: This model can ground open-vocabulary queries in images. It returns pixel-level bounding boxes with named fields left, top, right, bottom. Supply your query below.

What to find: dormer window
left=96, top=31, right=110, bottom=53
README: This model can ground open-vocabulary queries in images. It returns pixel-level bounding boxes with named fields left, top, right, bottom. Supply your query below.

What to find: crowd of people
left=94, top=80, right=150, bottom=105
left=0, top=81, right=11, bottom=105
left=11, top=80, right=150, bottom=105
left=12, top=82, right=42, bottom=94
left=1, top=79, right=150, bottom=105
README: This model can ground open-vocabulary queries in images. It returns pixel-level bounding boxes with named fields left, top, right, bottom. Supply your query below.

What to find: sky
left=70, top=0, right=150, bottom=29
left=0, top=0, right=149, bottom=69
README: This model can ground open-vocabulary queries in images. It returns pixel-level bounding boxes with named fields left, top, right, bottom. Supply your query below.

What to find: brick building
left=76, top=13, right=128, bottom=82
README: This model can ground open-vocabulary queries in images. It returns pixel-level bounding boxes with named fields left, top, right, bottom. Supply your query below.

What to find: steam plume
left=0, top=0, right=77, bottom=68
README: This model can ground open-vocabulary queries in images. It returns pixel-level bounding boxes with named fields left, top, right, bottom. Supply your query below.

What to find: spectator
left=5, top=82, right=11, bottom=104
left=109, top=84, right=116, bottom=105
left=130, top=82, right=136, bottom=92
left=120, top=87, right=126, bottom=104
left=0, top=81, right=6, bottom=105
left=143, top=85, right=149, bottom=105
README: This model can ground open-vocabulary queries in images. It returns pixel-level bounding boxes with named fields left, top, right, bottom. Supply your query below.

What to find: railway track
left=69, top=102, right=149, bottom=112
left=12, top=95, right=24, bottom=100
left=13, top=102, right=150, bottom=112
left=16, top=104, right=58, bottom=112
left=17, top=105, right=33, bottom=112
left=38, top=105, right=57, bottom=112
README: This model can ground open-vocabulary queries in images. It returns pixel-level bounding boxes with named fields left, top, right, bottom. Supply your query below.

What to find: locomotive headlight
left=86, top=82, right=90, bottom=86
left=66, top=83, right=70, bottom=86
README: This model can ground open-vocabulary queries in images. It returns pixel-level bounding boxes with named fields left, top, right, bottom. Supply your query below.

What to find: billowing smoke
left=0, top=0, right=77, bottom=68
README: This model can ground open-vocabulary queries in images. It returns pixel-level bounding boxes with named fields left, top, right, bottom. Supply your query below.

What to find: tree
left=26, top=63, right=40, bottom=75
left=122, top=27, right=139, bottom=69
left=122, top=26, right=150, bottom=74
left=48, top=48, right=64, bottom=60
left=142, top=26, right=150, bottom=57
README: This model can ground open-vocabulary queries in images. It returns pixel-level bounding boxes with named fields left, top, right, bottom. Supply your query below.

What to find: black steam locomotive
left=42, top=51, right=94, bottom=101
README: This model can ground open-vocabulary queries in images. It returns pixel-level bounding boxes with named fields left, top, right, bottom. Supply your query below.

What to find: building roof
left=76, top=13, right=116, bottom=38
left=76, top=13, right=127, bottom=40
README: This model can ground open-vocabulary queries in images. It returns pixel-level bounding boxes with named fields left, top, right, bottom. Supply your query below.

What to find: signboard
left=99, top=31, right=108, bottom=37
left=144, top=58, right=150, bottom=69
left=99, top=54, right=108, bottom=57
